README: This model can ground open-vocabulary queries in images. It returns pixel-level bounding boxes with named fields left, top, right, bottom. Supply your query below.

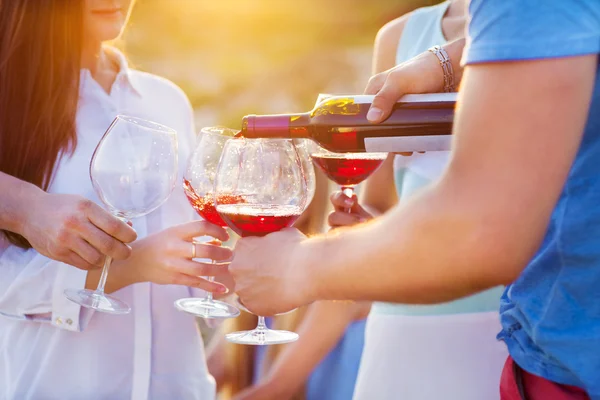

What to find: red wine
left=216, top=204, right=302, bottom=237
left=311, top=153, right=386, bottom=186
left=238, top=93, right=456, bottom=153
left=183, top=178, right=246, bottom=227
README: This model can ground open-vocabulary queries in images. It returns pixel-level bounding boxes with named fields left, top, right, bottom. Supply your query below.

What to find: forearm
left=84, top=257, right=140, bottom=293
left=0, top=172, right=41, bottom=234
left=302, top=178, right=526, bottom=305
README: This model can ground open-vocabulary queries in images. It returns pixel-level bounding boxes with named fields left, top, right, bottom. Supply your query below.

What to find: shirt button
left=66, top=318, right=73, bottom=326
left=55, top=317, right=63, bottom=325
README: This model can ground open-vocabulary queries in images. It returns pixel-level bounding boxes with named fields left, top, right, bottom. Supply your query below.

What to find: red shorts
left=500, top=356, right=589, bottom=400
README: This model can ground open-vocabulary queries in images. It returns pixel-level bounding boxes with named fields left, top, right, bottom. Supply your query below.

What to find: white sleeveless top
left=371, top=1, right=504, bottom=317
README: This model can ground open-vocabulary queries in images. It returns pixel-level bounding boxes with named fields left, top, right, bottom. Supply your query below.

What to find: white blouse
left=0, top=49, right=216, bottom=400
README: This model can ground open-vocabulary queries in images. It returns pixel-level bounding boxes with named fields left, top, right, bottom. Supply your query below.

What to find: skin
left=77, top=0, right=232, bottom=294
left=349, top=0, right=468, bottom=228
left=229, top=43, right=597, bottom=315
left=0, top=0, right=144, bottom=271
left=0, top=173, right=136, bottom=270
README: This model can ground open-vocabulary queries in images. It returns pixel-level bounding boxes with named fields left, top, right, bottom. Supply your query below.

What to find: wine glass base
left=226, top=328, right=299, bottom=345
left=64, top=289, right=131, bottom=315
left=174, top=298, right=240, bottom=319
left=234, top=295, right=296, bottom=316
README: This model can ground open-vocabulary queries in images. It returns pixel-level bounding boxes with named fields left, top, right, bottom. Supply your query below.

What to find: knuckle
left=56, top=228, right=71, bottom=245
left=100, top=237, right=118, bottom=254
left=76, top=199, right=93, bottom=213
left=91, top=253, right=104, bottom=266
left=63, top=215, right=81, bottom=230
left=105, top=218, right=122, bottom=235
left=368, top=73, right=384, bottom=85
left=170, top=274, right=186, bottom=286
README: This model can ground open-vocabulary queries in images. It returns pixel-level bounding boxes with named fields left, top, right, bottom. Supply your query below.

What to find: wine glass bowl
left=215, top=138, right=307, bottom=345
left=64, top=115, right=178, bottom=314
left=293, top=139, right=317, bottom=207
left=310, top=94, right=387, bottom=205
left=90, top=116, right=178, bottom=219
left=175, top=126, right=241, bottom=320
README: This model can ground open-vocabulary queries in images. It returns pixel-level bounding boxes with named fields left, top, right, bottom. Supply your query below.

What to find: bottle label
left=334, top=92, right=458, bottom=105
left=364, top=135, right=452, bottom=152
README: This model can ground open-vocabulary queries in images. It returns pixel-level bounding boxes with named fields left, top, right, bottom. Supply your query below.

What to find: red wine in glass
left=182, top=178, right=246, bottom=227
left=310, top=151, right=387, bottom=211
left=216, top=204, right=302, bottom=237
left=175, top=127, right=242, bottom=320
left=311, top=153, right=386, bottom=186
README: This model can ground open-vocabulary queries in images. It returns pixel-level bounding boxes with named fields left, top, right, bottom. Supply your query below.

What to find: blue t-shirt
left=465, top=1, right=600, bottom=397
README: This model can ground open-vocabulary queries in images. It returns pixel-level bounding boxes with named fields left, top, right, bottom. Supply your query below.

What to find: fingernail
left=359, top=217, right=368, bottom=223
left=344, top=198, right=354, bottom=206
left=366, top=107, right=383, bottom=122
left=216, top=286, right=229, bottom=294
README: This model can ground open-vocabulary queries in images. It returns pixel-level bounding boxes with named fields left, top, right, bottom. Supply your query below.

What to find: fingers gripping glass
left=174, top=127, right=240, bottom=319
left=64, top=116, right=178, bottom=314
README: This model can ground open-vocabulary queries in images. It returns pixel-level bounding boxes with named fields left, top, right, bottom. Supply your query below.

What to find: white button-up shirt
left=0, top=48, right=216, bottom=400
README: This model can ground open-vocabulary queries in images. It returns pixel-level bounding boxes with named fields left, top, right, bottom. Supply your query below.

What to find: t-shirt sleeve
left=463, top=0, right=600, bottom=65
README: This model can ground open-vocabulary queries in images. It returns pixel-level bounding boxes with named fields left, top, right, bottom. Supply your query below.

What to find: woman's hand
left=327, top=191, right=374, bottom=229
left=92, top=221, right=232, bottom=294
left=365, top=38, right=465, bottom=123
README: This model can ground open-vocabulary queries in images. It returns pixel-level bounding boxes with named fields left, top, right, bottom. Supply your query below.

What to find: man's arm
left=304, top=56, right=596, bottom=304
left=230, top=55, right=597, bottom=315
left=0, top=172, right=136, bottom=270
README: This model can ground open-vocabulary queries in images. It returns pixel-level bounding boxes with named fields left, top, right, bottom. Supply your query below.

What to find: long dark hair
left=0, top=0, right=83, bottom=248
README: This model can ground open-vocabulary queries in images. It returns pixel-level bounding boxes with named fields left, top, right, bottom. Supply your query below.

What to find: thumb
left=367, top=79, right=404, bottom=124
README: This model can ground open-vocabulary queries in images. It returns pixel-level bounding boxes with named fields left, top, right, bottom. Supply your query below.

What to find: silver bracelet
left=428, top=45, right=455, bottom=92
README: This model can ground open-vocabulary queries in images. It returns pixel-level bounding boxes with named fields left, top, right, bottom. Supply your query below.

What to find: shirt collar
left=80, top=46, right=142, bottom=98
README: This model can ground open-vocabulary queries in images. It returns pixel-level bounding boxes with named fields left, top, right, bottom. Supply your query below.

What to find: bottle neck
left=241, top=113, right=311, bottom=139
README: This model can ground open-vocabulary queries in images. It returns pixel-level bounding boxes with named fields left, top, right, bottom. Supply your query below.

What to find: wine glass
left=215, top=138, right=308, bottom=345
left=231, top=138, right=315, bottom=316
left=64, top=115, right=178, bottom=314
left=310, top=94, right=387, bottom=210
left=294, top=138, right=317, bottom=207
left=174, top=126, right=240, bottom=319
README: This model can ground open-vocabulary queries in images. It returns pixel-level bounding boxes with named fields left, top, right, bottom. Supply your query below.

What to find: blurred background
left=122, top=0, right=442, bottom=130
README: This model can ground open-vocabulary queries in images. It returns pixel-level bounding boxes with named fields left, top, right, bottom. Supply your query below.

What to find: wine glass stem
left=96, top=255, right=113, bottom=294
left=204, top=238, right=222, bottom=302
left=257, top=316, right=268, bottom=331
left=96, top=217, right=128, bottom=295
left=206, top=270, right=215, bottom=302
left=341, top=186, right=354, bottom=213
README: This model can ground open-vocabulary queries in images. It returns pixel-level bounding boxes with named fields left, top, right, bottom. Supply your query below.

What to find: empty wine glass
left=64, top=115, right=178, bottom=314
left=174, top=126, right=240, bottom=319
left=215, top=138, right=308, bottom=345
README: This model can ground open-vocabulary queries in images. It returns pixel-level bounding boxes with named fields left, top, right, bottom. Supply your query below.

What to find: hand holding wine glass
left=327, top=191, right=374, bottom=229
left=64, top=115, right=179, bottom=314
left=105, top=221, right=232, bottom=293
left=175, top=126, right=241, bottom=319
left=215, top=138, right=308, bottom=345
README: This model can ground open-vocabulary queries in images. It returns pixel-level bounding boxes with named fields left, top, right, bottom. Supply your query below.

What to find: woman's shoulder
left=375, top=13, right=412, bottom=53
left=377, top=2, right=448, bottom=48
left=128, top=70, right=192, bottom=110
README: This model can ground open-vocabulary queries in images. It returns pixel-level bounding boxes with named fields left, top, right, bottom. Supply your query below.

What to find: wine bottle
left=239, top=93, right=456, bottom=153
